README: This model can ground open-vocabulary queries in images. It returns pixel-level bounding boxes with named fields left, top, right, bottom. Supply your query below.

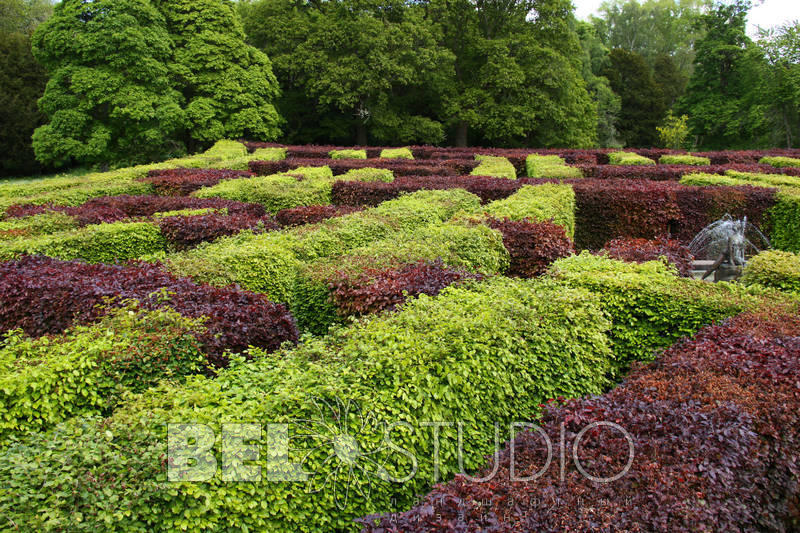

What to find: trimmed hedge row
left=361, top=308, right=800, bottom=532
left=483, top=184, right=576, bottom=239
left=166, top=189, right=483, bottom=304
left=0, top=305, right=205, bottom=444
left=486, top=218, right=574, bottom=277
left=291, top=222, right=509, bottom=333
left=659, top=154, right=710, bottom=165
left=602, top=236, right=694, bottom=277
left=275, top=205, right=363, bottom=227
left=760, top=155, right=800, bottom=168
left=331, top=175, right=522, bottom=206
left=576, top=163, right=800, bottom=181
left=0, top=212, right=77, bottom=241
left=248, top=158, right=480, bottom=177
left=142, top=168, right=254, bottom=196
left=741, top=249, right=800, bottom=293
left=157, top=213, right=279, bottom=251
left=5, top=194, right=266, bottom=226
left=0, top=256, right=299, bottom=365
left=0, top=276, right=615, bottom=532
left=380, top=147, right=413, bottom=159
left=608, top=151, right=656, bottom=165
left=525, top=154, right=583, bottom=178
left=330, top=149, right=367, bottom=160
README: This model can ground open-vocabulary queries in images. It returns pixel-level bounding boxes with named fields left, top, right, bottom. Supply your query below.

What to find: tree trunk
left=455, top=121, right=468, bottom=147
left=356, top=121, right=367, bottom=146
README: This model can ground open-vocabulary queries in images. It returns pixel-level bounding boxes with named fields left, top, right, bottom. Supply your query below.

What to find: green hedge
left=548, top=253, right=787, bottom=372
left=608, top=151, right=656, bottom=165
left=0, top=305, right=204, bottom=445
left=194, top=167, right=335, bottom=213
left=292, top=222, right=509, bottom=333
left=471, top=155, right=516, bottom=179
left=167, top=190, right=483, bottom=303
left=330, top=149, right=367, bottom=160
left=0, top=277, right=614, bottom=531
left=0, top=141, right=254, bottom=215
left=680, top=172, right=800, bottom=252
left=339, top=167, right=394, bottom=183
left=741, top=250, right=800, bottom=293
left=379, top=147, right=413, bottom=159
left=525, top=154, right=583, bottom=178
left=0, top=212, right=78, bottom=241
left=659, top=154, right=710, bottom=166
left=483, top=184, right=576, bottom=238
left=759, top=155, right=800, bottom=168
left=0, top=221, right=166, bottom=263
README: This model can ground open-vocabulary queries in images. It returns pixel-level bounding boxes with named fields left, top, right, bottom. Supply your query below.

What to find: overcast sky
left=572, top=0, right=800, bottom=36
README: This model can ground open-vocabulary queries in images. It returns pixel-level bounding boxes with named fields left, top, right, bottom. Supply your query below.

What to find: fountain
left=688, top=214, right=770, bottom=281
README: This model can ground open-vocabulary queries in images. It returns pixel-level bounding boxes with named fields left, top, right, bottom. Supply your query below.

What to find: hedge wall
left=471, top=155, right=517, bottom=179
left=741, top=249, right=800, bottom=293
left=0, top=277, right=614, bottom=532
left=525, top=154, right=583, bottom=179
left=483, top=184, right=576, bottom=238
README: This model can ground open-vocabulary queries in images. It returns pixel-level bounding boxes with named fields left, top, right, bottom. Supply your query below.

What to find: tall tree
left=679, top=0, right=760, bottom=149
left=753, top=22, right=800, bottom=147
left=31, top=0, right=185, bottom=167
left=0, top=0, right=52, bottom=176
left=576, top=20, right=622, bottom=147
left=603, top=48, right=666, bottom=146
left=152, top=0, right=281, bottom=149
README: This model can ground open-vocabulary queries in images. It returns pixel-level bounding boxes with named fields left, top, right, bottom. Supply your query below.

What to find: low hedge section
left=275, top=205, right=362, bottom=227
left=0, top=305, right=205, bottom=444
left=525, top=154, right=583, bottom=178
left=483, top=184, right=575, bottom=238
left=608, top=151, right=656, bottom=165
left=602, top=236, right=694, bottom=277
left=330, top=149, right=367, bottom=160
left=157, top=213, right=279, bottom=251
left=379, top=147, right=413, bottom=159
left=0, top=256, right=299, bottom=364
left=0, top=212, right=77, bottom=240
left=142, top=168, right=254, bottom=196
left=361, top=309, right=800, bottom=531
left=0, top=277, right=615, bottom=531
left=471, top=154, right=517, bottom=179
left=760, top=155, right=800, bottom=168
left=486, top=218, right=574, bottom=277
left=741, top=249, right=800, bottom=293
left=658, top=154, right=711, bottom=165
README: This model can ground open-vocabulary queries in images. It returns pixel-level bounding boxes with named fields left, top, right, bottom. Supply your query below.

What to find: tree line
left=1, top=0, right=799, bottom=175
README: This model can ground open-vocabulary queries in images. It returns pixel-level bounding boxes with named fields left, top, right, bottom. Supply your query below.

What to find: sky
left=572, top=0, right=800, bottom=36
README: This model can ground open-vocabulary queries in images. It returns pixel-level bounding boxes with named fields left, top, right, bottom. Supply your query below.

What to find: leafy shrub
left=0, top=256, right=298, bottom=365
left=329, top=149, right=367, bottom=159
left=379, top=147, right=413, bottom=159
left=760, top=155, right=800, bottom=168
left=361, top=310, right=800, bottom=532
left=157, top=213, right=279, bottom=250
left=608, top=151, right=656, bottom=165
left=548, top=253, right=783, bottom=370
left=142, top=168, right=254, bottom=196
left=0, top=305, right=205, bottom=443
left=275, top=205, right=362, bottom=227
left=525, top=154, right=583, bottom=178
left=659, top=154, right=711, bottom=165
left=329, top=259, right=483, bottom=317
left=741, top=250, right=800, bottom=293
left=0, top=277, right=614, bottom=531
left=0, top=212, right=77, bottom=241
left=193, top=167, right=335, bottom=213
left=152, top=208, right=225, bottom=218
left=486, top=218, right=574, bottom=277
left=339, top=167, right=394, bottom=182
left=471, top=154, right=516, bottom=179
left=331, top=175, right=522, bottom=207
left=602, top=236, right=694, bottom=277
left=249, top=157, right=479, bottom=177
left=292, top=222, right=508, bottom=333
left=483, top=184, right=575, bottom=238
left=0, top=221, right=166, bottom=263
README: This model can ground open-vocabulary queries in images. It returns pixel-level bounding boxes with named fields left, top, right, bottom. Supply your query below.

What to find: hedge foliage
left=292, top=222, right=508, bottom=333
left=0, top=305, right=205, bottom=444
left=167, top=189, right=482, bottom=303
left=142, top=168, right=254, bottom=196
left=0, top=277, right=614, bottom=531
left=330, top=149, right=367, bottom=160
left=275, top=205, right=362, bottom=227
left=157, top=213, right=279, bottom=250
left=471, top=154, right=517, bottom=179
left=548, top=253, right=784, bottom=371
left=339, top=167, right=394, bottom=183
left=486, top=218, right=574, bottom=277
left=525, top=154, right=583, bottom=178
left=741, top=249, right=800, bottom=293
left=602, top=236, right=694, bottom=277
left=0, top=211, right=77, bottom=241
left=659, top=154, right=711, bottom=165
left=0, top=256, right=299, bottom=365
left=361, top=309, right=800, bottom=531
left=193, top=166, right=335, bottom=213
left=0, top=221, right=166, bottom=263
left=379, top=147, right=413, bottom=159
left=483, top=184, right=575, bottom=238
left=760, top=155, right=800, bottom=168
left=608, top=151, right=656, bottom=165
